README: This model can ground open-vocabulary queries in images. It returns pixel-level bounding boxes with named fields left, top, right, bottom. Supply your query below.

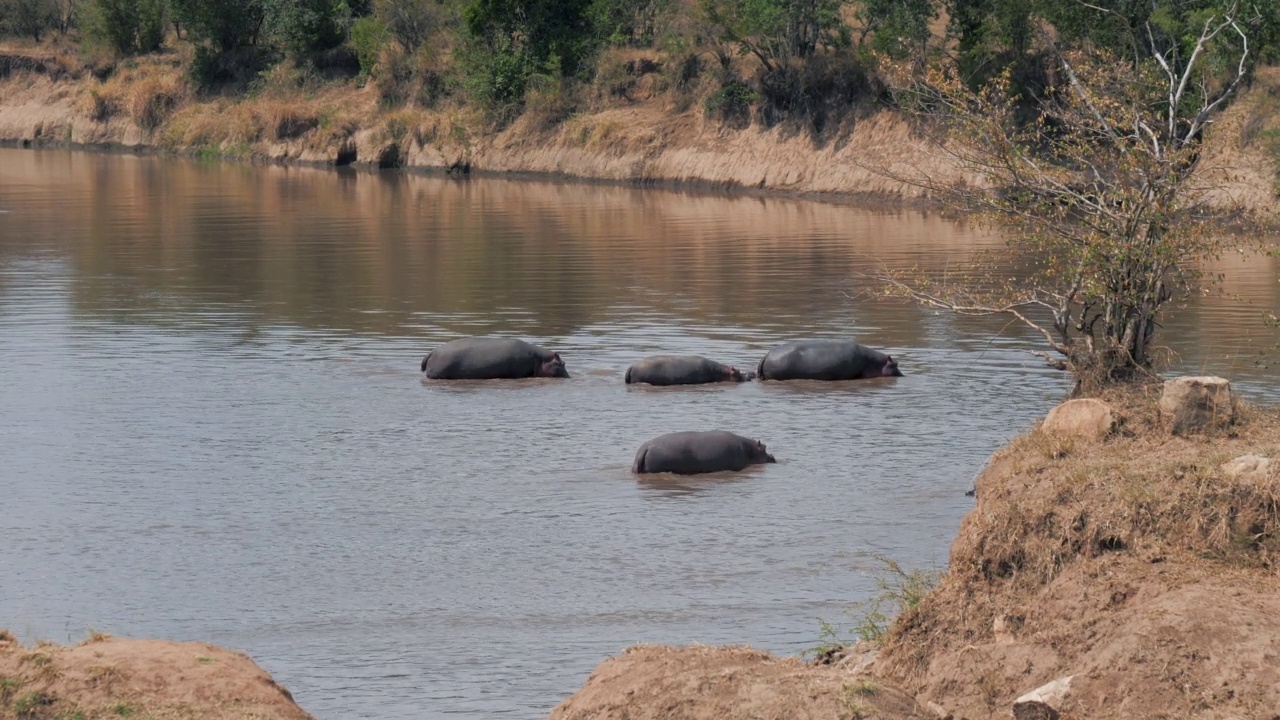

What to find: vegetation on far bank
left=1, top=0, right=1277, bottom=140
left=3, top=0, right=1280, bottom=387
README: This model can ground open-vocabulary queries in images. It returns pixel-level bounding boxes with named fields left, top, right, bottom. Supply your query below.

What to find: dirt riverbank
left=552, top=386, right=1280, bottom=720
left=0, top=631, right=312, bottom=720
left=2, top=44, right=1278, bottom=212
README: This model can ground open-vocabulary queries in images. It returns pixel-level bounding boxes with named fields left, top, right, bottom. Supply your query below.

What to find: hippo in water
left=420, top=337, right=569, bottom=380
left=756, top=339, right=901, bottom=381
left=631, top=431, right=776, bottom=475
left=624, top=355, right=753, bottom=386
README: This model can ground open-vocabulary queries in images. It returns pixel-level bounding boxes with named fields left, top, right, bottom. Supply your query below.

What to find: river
left=1, top=148, right=1277, bottom=719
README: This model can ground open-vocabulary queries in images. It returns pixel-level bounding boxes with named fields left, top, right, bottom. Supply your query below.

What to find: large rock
left=1041, top=399, right=1117, bottom=441
left=1222, top=454, right=1274, bottom=482
left=1013, top=676, right=1073, bottom=720
left=1159, top=376, right=1235, bottom=435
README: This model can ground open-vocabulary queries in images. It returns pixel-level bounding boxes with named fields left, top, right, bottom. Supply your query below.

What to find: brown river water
left=1, top=148, right=1277, bottom=719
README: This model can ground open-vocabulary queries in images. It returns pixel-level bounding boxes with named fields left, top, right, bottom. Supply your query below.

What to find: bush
left=755, top=52, right=871, bottom=135
left=172, top=0, right=265, bottom=52
left=264, top=0, right=346, bottom=57
left=0, top=0, right=59, bottom=41
left=348, top=14, right=388, bottom=77
left=459, top=34, right=530, bottom=113
left=191, top=44, right=274, bottom=87
left=82, top=0, right=165, bottom=55
left=589, top=0, right=674, bottom=47
left=374, top=0, right=444, bottom=53
left=704, top=78, right=756, bottom=128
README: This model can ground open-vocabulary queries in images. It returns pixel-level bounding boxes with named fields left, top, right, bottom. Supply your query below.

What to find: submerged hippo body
left=631, top=431, right=776, bottom=475
left=624, top=355, right=752, bottom=386
left=420, top=337, right=569, bottom=380
left=756, top=340, right=901, bottom=381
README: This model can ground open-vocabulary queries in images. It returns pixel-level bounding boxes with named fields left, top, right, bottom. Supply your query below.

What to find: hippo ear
left=552, top=352, right=562, bottom=361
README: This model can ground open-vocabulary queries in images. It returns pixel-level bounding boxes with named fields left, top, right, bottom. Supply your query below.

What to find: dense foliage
left=3, top=0, right=1275, bottom=122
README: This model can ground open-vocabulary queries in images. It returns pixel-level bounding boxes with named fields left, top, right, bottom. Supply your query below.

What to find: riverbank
left=0, top=631, right=312, bottom=720
left=3, top=43, right=1278, bottom=212
left=552, top=382, right=1280, bottom=719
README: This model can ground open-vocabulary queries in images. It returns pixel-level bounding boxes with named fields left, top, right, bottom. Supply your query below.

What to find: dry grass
left=878, top=390, right=1280, bottom=683
left=81, top=61, right=188, bottom=132
left=252, top=99, right=321, bottom=142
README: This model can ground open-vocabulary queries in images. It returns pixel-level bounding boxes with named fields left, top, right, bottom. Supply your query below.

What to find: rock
left=925, top=700, right=953, bottom=719
left=1041, top=399, right=1117, bottom=441
left=1159, top=376, right=1235, bottom=435
left=834, top=643, right=878, bottom=674
left=1013, top=676, right=1073, bottom=720
left=1222, top=454, right=1273, bottom=481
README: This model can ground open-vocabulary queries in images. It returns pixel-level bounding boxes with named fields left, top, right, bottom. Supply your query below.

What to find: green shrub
left=82, top=0, right=166, bottom=55
left=172, top=0, right=265, bottom=52
left=704, top=78, right=756, bottom=127
left=348, top=14, right=388, bottom=77
left=374, top=0, right=444, bottom=53
left=264, top=0, right=346, bottom=56
left=0, top=0, right=59, bottom=41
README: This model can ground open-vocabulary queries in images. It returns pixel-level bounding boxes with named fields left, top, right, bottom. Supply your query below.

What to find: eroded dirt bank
left=2, top=47, right=1277, bottom=211
left=552, top=387, right=1280, bottom=720
left=0, top=631, right=313, bottom=720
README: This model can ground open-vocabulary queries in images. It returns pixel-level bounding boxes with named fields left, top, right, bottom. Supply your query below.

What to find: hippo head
left=725, top=366, right=755, bottom=382
left=749, top=439, right=777, bottom=465
left=537, top=352, right=570, bottom=378
left=881, top=355, right=903, bottom=377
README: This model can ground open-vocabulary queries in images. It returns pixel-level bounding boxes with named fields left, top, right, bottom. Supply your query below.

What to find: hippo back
left=758, top=340, right=888, bottom=381
left=633, top=430, right=759, bottom=474
left=626, top=355, right=731, bottom=385
left=423, top=337, right=543, bottom=379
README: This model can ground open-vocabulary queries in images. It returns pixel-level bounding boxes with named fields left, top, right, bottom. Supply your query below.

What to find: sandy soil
left=0, top=632, right=313, bottom=720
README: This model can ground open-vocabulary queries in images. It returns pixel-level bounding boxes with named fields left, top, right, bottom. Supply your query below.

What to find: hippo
left=631, top=431, right=777, bottom=475
left=756, top=339, right=901, bottom=381
left=624, top=355, right=753, bottom=386
left=420, top=337, right=569, bottom=380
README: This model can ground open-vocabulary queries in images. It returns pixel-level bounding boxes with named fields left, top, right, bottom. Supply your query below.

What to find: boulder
left=1158, top=377, right=1235, bottom=435
left=1013, top=676, right=1073, bottom=720
left=1041, top=399, right=1117, bottom=441
left=1221, top=454, right=1274, bottom=482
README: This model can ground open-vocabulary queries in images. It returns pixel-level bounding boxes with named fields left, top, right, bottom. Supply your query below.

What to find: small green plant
left=809, top=555, right=942, bottom=655
left=113, top=703, right=134, bottom=716
left=0, top=676, right=23, bottom=703
left=195, top=656, right=213, bottom=664
left=704, top=79, right=758, bottom=128
left=13, top=691, right=55, bottom=718
left=839, top=688, right=876, bottom=720
left=24, top=652, right=53, bottom=667
left=845, top=678, right=879, bottom=697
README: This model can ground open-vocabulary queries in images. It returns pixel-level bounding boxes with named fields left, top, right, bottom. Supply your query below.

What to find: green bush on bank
left=0, top=0, right=59, bottom=42
left=2, top=0, right=1277, bottom=136
left=82, top=0, right=165, bottom=55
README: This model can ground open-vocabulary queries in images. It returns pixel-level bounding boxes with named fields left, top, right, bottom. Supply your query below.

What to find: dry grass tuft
left=253, top=100, right=321, bottom=142
left=127, top=73, right=187, bottom=131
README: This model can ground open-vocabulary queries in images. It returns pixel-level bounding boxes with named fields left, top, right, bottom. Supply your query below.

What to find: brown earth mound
left=878, top=390, right=1280, bottom=719
left=0, top=632, right=313, bottom=720
left=553, top=391, right=1280, bottom=720
left=549, top=644, right=929, bottom=720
